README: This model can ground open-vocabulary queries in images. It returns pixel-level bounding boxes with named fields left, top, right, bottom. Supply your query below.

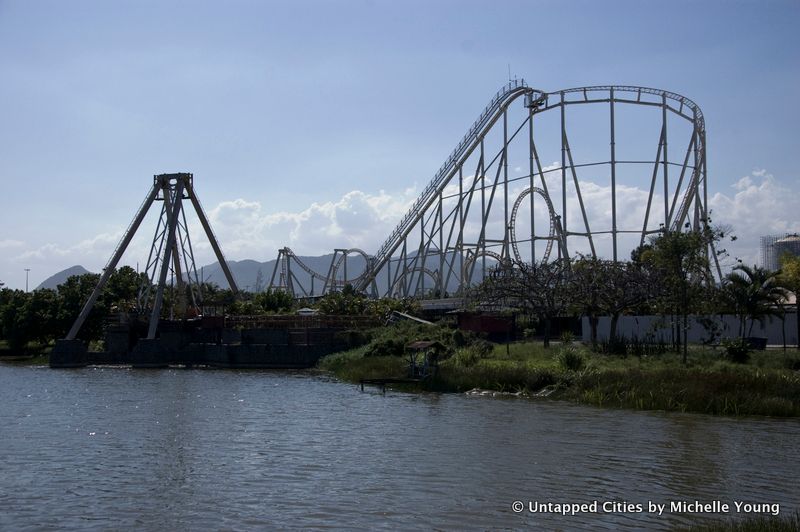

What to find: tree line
left=0, top=266, right=243, bottom=350
left=473, top=229, right=800, bottom=361
left=1, top=230, right=798, bottom=354
left=0, top=267, right=420, bottom=351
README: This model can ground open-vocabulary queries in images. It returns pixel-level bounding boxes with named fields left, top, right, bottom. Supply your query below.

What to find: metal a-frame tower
left=64, top=173, right=239, bottom=341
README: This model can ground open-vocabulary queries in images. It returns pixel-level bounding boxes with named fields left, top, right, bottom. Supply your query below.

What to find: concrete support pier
left=49, top=339, right=88, bottom=368
left=130, top=339, right=170, bottom=368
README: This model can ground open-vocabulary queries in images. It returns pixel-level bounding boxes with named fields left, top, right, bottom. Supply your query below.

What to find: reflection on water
left=1, top=365, right=799, bottom=531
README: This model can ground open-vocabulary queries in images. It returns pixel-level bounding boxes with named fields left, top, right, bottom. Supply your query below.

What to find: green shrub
left=361, top=321, right=458, bottom=358
left=472, top=339, right=495, bottom=358
left=559, top=331, right=575, bottom=344
left=452, top=347, right=480, bottom=367
left=556, top=346, right=585, bottom=371
left=451, top=329, right=467, bottom=347
left=428, top=362, right=558, bottom=394
left=781, top=354, right=800, bottom=371
left=722, top=338, right=751, bottom=364
left=364, top=336, right=406, bottom=357
left=334, top=329, right=372, bottom=348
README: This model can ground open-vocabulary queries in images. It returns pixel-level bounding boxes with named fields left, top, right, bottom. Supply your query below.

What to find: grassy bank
left=0, top=340, right=51, bottom=365
left=318, top=341, right=800, bottom=417
left=680, top=511, right=800, bottom=531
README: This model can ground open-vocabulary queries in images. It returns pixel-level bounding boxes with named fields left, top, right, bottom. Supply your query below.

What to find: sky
left=1, top=0, right=798, bottom=290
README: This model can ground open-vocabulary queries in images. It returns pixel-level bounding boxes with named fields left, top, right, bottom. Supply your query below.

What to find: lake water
left=1, top=364, right=799, bottom=531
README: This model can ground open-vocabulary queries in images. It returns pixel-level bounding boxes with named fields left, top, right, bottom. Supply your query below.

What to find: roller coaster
left=54, top=79, right=712, bottom=355
left=269, top=80, right=710, bottom=298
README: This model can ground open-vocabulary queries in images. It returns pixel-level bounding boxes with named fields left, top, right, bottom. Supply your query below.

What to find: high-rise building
left=761, top=233, right=800, bottom=270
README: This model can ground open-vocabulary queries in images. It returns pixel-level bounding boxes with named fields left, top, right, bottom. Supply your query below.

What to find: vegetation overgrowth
left=318, top=327, right=800, bottom=417
left=680, top=511, right=800, bottom=532
left=0, top=267, right=422, bottom=353
left=0, top=340, right=51, bottom=365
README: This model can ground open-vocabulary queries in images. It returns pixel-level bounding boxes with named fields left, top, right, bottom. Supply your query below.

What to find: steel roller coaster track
left=270, top=80, right=712, bottom=298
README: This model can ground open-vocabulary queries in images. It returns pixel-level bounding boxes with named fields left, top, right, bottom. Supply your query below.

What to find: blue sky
left=1, top=0, right=798, bottom=289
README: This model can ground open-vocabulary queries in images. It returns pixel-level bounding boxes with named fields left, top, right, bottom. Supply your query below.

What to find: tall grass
left=566, top=366, right=800, bottom=416
left=317, top=340, right=800, bottom=417
left=317, top=346, right=407, bottom=382
left=681, top=511, right=800, bottom=531
left=426, top=360, right=561, bottom=394
left=0, top=340, right=52, bottom=364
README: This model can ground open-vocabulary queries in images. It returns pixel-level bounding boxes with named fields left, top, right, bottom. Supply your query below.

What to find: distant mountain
left=35, top=252, right=492, bottom=296
left=199, top=251, right=490, bottom=296
left=37, top=265, right=91, bottom=290
left=198, top=255, right=344, bottom=292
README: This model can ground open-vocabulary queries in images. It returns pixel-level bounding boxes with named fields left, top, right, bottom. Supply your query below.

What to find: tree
left=0, top=288, right=59, bottom=350
left=21, top=289, right=60, bottom=345
left=1, top=289, right=31, bottom=349
left=253, top=289, right=295, bottom=313
left=639, top=227, right=720, bottom=363
left=105, top=266, right=147, bottom=311
left=721, top=264, right=787, bottom=337
left=317, top=285, right=368, bottom=315
left=199, top=283, right=236, bottom=311
left=570, top=257, right=656, bottom=345
left=365, top=297, right=421, bottom=320
left=474, top=259, right=571, bottom=348
left=777, top=253, right=800, bottom=346
left=569, top=257, right=603, bottom=346
left=56, top=272, right=105, bottom=341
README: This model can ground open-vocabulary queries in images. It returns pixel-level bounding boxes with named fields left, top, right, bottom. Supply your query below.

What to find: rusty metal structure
left=269, top=81, right=710, bottom=298
left=64, top=173, right=239, bottom=340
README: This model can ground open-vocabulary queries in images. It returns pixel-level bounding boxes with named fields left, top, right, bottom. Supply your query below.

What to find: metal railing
left=546, top=86, right=706, bottom=233
left=362, top=80, right=530, bottom=286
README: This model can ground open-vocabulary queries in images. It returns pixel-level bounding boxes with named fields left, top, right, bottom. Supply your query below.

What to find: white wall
left=581, top=312, right=798, bottom=346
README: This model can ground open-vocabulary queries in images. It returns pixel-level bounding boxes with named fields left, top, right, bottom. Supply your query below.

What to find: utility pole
left=25, top=268, right=30, bottom=292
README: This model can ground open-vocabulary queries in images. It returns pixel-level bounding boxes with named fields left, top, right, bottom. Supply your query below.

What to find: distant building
left=761, top=233, right=800, bottom=271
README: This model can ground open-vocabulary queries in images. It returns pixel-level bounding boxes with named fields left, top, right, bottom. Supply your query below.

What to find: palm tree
left=722, top=264, right=787, bottom=337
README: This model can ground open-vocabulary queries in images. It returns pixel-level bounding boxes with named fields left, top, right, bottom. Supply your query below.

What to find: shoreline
left=318, top=341, right=800, bottom=418
left=4, top=340, right=798, bottom=418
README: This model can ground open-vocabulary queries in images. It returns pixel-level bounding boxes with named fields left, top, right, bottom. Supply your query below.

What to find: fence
left=581, top=312, right=798, bottom=346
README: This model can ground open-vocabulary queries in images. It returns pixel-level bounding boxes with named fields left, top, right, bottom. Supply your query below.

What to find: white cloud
left=4, top=170, right=796, bottom=289
left=709, top=170, right=800, bottom=266
left=0, top=239, right=24, bottom=249
left=13, top=231, right=122, bottom=262
left=203, top=188, right=418, bottom=259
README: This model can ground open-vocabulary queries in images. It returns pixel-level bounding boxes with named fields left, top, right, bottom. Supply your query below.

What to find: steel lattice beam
left=268, top=82, right=712, bottom=299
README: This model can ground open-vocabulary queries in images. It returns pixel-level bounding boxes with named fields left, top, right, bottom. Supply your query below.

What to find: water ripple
left=1, top=364, right=799, bottom=530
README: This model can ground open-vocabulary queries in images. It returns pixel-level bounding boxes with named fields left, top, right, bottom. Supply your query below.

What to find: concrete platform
left=49, top=339, right=88, bottom=368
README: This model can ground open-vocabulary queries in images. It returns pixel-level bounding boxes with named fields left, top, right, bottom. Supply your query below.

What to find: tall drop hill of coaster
left=268, top=80, right=710, bottom=298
